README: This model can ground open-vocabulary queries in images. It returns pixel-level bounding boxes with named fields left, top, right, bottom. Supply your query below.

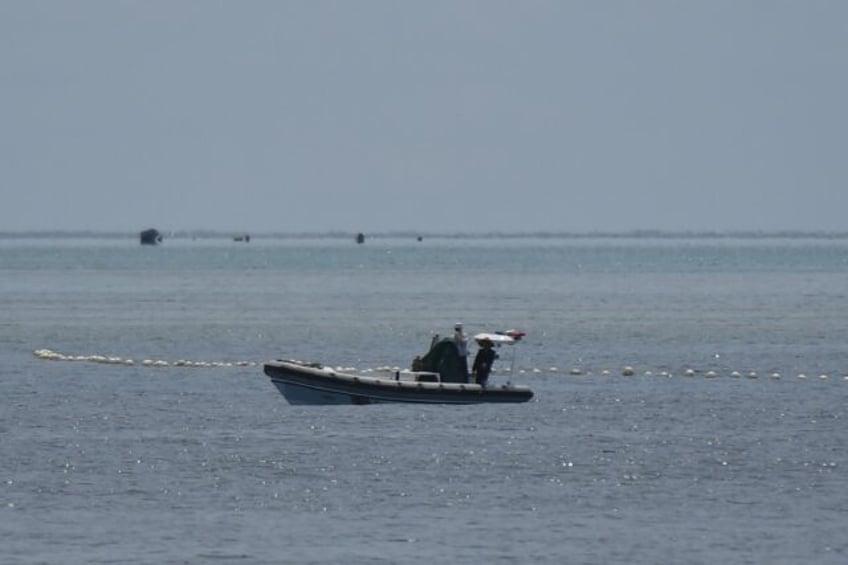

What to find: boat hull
left=264, top=361, right=534, bottom=405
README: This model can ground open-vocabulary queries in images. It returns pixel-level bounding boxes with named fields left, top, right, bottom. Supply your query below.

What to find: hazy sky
left=2, top=1, right=846, bottom=233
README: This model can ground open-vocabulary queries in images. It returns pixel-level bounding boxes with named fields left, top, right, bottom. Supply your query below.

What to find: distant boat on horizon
left=139, top=228, right=162, bottom=245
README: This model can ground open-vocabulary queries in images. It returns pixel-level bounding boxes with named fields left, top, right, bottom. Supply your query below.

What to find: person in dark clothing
left=453, top=322, right=469, bottom=381
left=472, top=338, right=497, bottom=387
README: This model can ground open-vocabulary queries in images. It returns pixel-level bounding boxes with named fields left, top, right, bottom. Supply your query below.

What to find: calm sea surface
left=1, top=234, right=846, bottom=564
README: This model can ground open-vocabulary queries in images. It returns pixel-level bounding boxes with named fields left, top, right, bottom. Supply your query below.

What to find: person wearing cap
left=453, top=322, right=469, bottom=381
left=472, top=338, right=497, bottom=387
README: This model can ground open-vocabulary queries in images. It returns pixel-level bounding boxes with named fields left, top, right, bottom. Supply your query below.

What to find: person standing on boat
left=472, top=338, right=497, bottom=387
left=453, top=322, right=469, bottom=381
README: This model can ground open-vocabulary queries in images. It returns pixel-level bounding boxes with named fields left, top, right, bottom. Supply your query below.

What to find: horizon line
left=2, top=229, right=848, bottom=240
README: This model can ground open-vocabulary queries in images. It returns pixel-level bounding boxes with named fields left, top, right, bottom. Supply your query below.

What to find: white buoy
left=621, top=366, right=634, bottom=376
left=705, top=370, right=718, bottom=378
left=769, top=372, right=780, bottom=379
left=569, top=368, right=582, bottom=375
left=684, top=368, right=695, bottom=377
left=747, top=371, right=758, bottom=379
left=730, top=371, right=741, bottom=378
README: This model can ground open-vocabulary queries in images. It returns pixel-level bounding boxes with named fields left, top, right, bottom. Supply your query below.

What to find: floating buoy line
left=33, top=349, right=848, bottom=382
left=33, top=349, right=256, bottom=368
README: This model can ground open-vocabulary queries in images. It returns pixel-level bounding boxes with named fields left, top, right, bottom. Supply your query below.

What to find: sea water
left=1, top=234, right=846, bottom=564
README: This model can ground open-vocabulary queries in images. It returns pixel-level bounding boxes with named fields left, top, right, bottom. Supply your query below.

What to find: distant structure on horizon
left=355, top=232, right=365, bottom=244
left=234, top=234, right=251, bottom=243
left=139, top=228, right=162, bottom=245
